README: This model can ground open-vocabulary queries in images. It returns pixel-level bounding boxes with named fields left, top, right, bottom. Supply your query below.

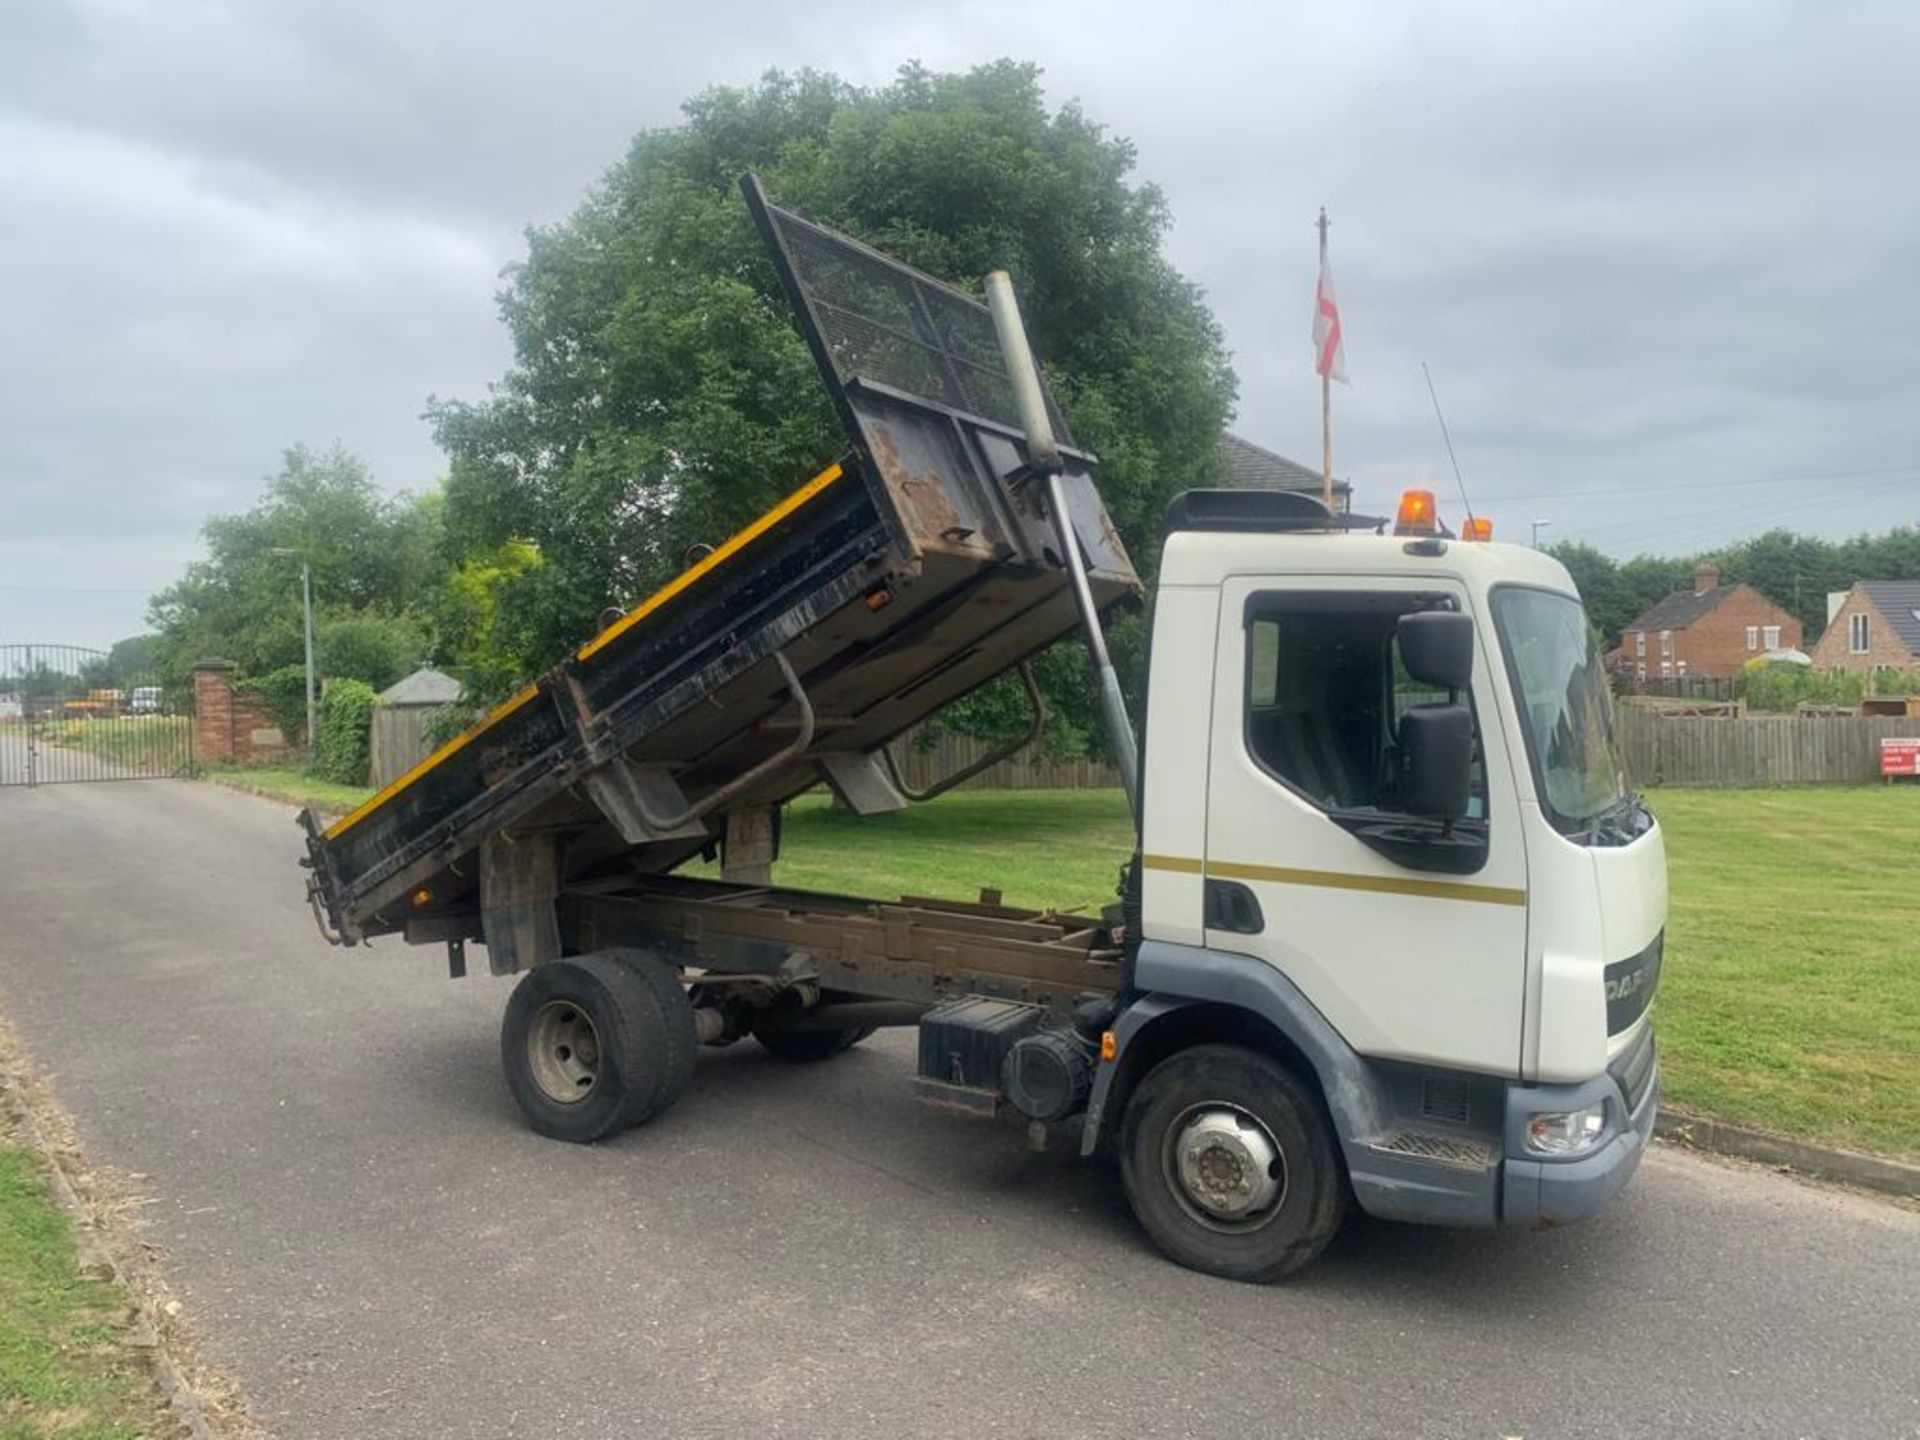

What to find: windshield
left=1490, top=587, right=1627, bottom=835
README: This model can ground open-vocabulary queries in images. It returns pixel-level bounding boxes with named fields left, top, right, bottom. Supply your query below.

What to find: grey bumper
left=1502, top=1056, right=1659, bottom=1227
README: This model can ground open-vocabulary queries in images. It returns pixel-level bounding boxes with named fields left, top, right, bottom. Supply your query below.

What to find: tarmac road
left=0, top=777, right=1914, bottom=1439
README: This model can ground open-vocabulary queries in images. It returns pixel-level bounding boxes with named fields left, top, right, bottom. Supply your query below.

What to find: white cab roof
left=1157, top=530, right=1580, bottom=599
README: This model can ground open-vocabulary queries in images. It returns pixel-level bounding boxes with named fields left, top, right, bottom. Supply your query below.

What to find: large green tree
left=148, top=445, right=440, bottom=687
left=430, top=61, right=1237, bottom=743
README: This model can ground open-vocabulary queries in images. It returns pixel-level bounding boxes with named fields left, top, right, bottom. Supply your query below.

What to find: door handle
left=1204, top=879, right=1264, bottom=935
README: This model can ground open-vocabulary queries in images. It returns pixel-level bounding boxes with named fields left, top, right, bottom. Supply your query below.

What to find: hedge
left=316, top=678, right=376, bottom=786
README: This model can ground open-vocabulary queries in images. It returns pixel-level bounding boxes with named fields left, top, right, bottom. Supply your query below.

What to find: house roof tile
left=1859, top=581, right=1920, bottom=656
left=1623, top=586, right=1737, bottom=633
left=1220, top=433, right=1350, bottom=501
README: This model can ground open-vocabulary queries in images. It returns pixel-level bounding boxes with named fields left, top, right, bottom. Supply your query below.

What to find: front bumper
left=1501, top=1041, right=1659, bottom=1227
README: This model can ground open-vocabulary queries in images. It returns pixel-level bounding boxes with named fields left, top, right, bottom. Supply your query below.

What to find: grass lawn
left=1647, top=787, right=1918, bottom=1159
left=41, top=716, right=190, bottom=775
left=0, top=1142, right=153, bottom=1438
left=692, top=789, right=1137, bottom=913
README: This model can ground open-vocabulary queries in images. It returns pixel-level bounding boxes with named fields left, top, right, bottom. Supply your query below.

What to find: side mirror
left=1399, top=706, right=1473, bottom=819
left=1398, top=610, right=1474, bottom=691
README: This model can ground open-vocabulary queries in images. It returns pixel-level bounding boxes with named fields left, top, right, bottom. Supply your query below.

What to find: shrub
left=316, top=678, right=376, bottom=786
left=1737, top=661, right=1863, bottom=713
left=316, top=613, right=424, bottom=693
left=1869, top=665, right=1920, bottom=698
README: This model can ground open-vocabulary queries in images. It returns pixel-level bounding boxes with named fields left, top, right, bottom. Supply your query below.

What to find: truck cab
left=1083, top=489, right=1663, bottom=1278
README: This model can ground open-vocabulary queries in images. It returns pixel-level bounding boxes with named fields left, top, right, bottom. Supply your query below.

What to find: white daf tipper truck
left=300, top=181, right=1663, bottom=1281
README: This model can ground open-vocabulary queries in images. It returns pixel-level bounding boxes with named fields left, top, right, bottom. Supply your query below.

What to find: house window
left=1660, top=630, right=1673, bottom=658
left=1763, top=625, right=1781, bottom=651
left=1661, top=660, right=1673, bottom=678
left=1634, top=631, right=1646, bottom=657
left=1850, top=612, right=1870, bottom=653
left=1678, top=660, right=1688, bottom=675
left=1636, top=663, right=1647, bottom=680
left=1745, top=626, right=1759, bottom=651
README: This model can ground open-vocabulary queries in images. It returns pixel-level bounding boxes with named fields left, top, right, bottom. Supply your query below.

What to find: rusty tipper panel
left=301, top=184, right=1139, bottom=948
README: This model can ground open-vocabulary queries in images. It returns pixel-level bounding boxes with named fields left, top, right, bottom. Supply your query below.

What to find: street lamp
left=269, top=549, right=317, bottom=764
left=1530, top=518, right=1553, bottom=549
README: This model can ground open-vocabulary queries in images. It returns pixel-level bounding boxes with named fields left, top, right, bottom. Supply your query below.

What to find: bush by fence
left=317, top=679, right=376, bottom=786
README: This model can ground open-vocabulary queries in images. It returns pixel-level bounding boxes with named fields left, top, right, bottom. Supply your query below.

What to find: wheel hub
left=527, top=1000, right=601, bottom=1105
left=1169, top=1105, right=1286, bottom=1224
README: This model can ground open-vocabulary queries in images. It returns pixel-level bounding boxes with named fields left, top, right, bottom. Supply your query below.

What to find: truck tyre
left=751, top=1024, right=875, bottom=1062
left=1119, top=1043, right=1347, bottom=1283
left=500, top=951, right=696, bottom=1142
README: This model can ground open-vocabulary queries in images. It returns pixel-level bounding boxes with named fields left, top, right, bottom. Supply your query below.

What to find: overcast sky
left=5, top=0, right=1919, bottom=647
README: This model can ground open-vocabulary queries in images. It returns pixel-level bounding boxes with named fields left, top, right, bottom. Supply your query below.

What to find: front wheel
left=500, top=951, right=696, bottom=1143
left=1119, top=1044, right=1347, bottom=1282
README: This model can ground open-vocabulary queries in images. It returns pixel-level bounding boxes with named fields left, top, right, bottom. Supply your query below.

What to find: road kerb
left=1655, top=1106, right=1919, bottom=1199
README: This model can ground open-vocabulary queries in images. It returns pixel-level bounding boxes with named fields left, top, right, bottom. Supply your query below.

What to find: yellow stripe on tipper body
left=575, top=462, right=845, bottom=662
left=1142, top=854, right=1525, bottom=908
left=322, top=462, right=846, bottom=843
left=325, top=684, right=538, bottom=839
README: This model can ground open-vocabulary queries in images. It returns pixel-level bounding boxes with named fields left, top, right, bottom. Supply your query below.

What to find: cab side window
left=1245, top=593, right=1485, bottom=817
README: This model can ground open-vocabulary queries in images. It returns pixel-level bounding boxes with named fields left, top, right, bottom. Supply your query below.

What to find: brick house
left=1608, top=564, right=1804, bottom=682
left=1807, top=582, right=1920, bottom=674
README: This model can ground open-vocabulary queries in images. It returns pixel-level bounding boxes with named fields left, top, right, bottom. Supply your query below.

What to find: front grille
left=1604, top=930, right=1663, bottom=1035
left=1609, top=1026, right=1658, bottom=1113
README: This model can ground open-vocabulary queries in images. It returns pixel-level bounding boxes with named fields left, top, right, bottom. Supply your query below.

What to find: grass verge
left=201, top=763, right=374, bottom=818
left=0, top=1137, right=156, bottom=1439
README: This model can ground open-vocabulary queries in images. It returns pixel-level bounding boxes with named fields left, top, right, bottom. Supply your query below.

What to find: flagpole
left=1317, top=207, right=1333, bottom=516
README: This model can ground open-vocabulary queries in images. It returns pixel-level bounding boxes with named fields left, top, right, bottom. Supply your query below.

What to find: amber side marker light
left=1394, top=489, right=1438, bottom=536
left=1462, top=516, right=1493, bottom=542
left=411, top=888, right=434, bottom=908
left=1099, top=1030, right=1118, bottom=1062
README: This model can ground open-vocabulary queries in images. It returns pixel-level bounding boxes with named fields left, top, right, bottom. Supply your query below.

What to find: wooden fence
left=890, top=729, right=1123, bottom=791
left=1615, top=709, right=1920, bottom=787
left=363, top=703, right=1118, bottom=794
left=370, top=704, right=447, bottom=788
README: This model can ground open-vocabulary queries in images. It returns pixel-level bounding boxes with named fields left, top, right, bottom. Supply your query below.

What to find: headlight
left=1525, top=1102, right=1608, bottom=1156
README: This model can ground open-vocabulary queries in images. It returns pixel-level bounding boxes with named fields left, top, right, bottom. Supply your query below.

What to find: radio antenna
left=1421, top=362, right=1477, bottom=527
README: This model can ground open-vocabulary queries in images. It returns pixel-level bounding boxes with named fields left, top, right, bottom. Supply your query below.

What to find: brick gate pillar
left=192, top=659, right=237, bottom=764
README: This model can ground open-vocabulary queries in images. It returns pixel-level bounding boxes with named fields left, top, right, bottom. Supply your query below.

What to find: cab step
left=1369, top=1130, right=1497, bottom=1171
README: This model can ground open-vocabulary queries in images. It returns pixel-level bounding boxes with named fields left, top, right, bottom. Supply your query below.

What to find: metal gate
left=0, top=644, right=193, bottom=786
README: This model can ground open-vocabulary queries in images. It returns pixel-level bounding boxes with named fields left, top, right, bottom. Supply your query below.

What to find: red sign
left=1882, top=738, right=1920, bottom=776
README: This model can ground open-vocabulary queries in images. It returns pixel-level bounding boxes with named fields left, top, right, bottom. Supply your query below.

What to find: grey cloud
left=3, top=0, right=1917, bottom=647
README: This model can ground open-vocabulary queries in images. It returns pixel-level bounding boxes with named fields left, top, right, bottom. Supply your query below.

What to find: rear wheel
left=1119, top=1043, right=1347, bottom=1282
left=501, top=950, right=696, bottom=1142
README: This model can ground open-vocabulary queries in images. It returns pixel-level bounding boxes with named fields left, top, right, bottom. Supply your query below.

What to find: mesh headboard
left=744, top=177, right=1074, bottom=447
